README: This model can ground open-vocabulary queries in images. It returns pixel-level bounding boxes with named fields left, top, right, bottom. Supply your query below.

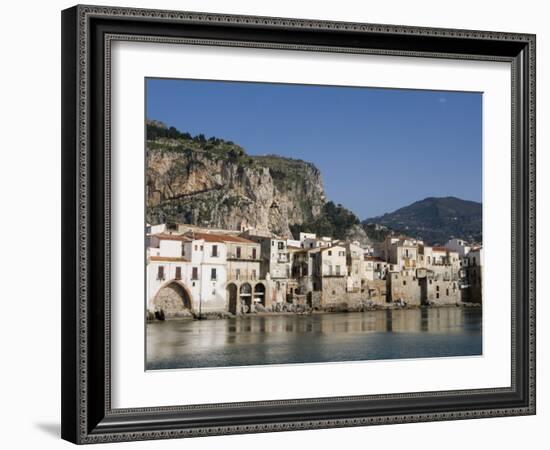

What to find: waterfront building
left=345, top=241, right=363, bottom=294
left=146, top=233, right=193, bottom=318
left=461, top=247, right=483, bottom=303
left=146, top=223, right=482, bottom=317
left=240, top=230, right=291, bottom=305
left=310, top=245, right=348, bottom=306
left=146, top=231, right=228, bottom=317
left=192, top=232, right=265, bottom=314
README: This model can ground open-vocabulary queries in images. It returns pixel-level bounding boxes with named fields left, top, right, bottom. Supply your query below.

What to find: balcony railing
left=227, top=253, right=261, bottom=261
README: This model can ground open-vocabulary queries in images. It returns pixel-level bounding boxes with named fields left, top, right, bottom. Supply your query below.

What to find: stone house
left=461, top=247, right=483, bottom=303
left=345, top=241, right=363, bottom=294
left=310, top=245, right=348, bottom=306
left=386, top=269, right=422, bottom=305
left=363, top=256, right=387, bottom=281
left=419, top=269, right=460, bottom=305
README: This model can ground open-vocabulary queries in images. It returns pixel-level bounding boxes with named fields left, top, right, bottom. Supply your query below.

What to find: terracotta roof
left=151, top=233, right=191, bottom=241
left=149, top=256, right=189, bottom=262
left=192, top=232, right=256, bottom=244
left=432, top=246, right=447, bottom=252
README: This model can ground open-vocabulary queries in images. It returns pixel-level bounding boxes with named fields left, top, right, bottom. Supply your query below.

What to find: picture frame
left=61, top=4, right=536, bottom=444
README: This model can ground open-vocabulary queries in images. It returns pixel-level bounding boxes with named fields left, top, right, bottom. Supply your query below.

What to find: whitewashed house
left=146, top=233, right=193, bottom=318
left=445, top=238, right=472, bottom=257
left=146, top=231, right=229, bottom=318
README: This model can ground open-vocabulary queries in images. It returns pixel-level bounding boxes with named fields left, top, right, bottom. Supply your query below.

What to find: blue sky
left=146, top=78, right=482, bottom=219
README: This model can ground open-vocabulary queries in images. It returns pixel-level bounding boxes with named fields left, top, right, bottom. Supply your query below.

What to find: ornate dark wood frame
left=61, top=4, right=536, bottom=444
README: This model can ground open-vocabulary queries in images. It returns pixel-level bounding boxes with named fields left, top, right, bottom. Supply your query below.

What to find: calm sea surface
left=146, top=307, right=482, bottom=370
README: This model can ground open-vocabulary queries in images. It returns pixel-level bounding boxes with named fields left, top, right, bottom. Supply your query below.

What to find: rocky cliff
left=146, top=122, right=326, bottom=238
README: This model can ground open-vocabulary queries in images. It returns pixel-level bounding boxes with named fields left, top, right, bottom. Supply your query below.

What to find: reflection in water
left=146, top=307, right=482, bottom=370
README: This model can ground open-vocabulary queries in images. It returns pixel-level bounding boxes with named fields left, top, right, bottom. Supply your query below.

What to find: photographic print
left=145, top=78, right=483, bottom=370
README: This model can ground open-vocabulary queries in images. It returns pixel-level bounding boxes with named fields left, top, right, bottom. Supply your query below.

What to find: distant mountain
left=363, top=196, right=482, bottom=245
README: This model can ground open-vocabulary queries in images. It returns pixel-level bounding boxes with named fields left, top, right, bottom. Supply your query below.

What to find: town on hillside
left=146, top=223, right=483, bottom=320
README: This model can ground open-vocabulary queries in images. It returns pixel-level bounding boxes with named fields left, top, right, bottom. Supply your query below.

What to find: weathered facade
left=461, top=247, right=483, bottom=303
left=145, top=224, right=481, bottom=318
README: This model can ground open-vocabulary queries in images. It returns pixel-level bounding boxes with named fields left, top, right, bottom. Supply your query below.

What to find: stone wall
left=364, top=279, right=388, bottom=305
left=320, top=277, right=347, bottom=305
left=387, top=272, right=422, bottom=305
left=425, top=278, right=460, bottom=305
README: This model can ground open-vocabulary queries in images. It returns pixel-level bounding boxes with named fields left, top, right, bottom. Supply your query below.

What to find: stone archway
left=240, top=283, right=252, bottom=313
left=227, top=283, right=238, bottom=315
left=254, top=283, right=266, bottom=306
left=152, top=281, right=193, bottom=318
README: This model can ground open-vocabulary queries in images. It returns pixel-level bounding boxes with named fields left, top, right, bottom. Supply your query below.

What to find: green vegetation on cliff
left=146, top=120, right=328, bottom=237
left=290, top=201, right=360, bottom=241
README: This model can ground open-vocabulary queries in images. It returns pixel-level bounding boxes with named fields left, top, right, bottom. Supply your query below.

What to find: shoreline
left=147, top=302, right=482, bottom=322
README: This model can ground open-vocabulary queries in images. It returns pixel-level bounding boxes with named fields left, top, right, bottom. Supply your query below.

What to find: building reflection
left=146, top=307, right=480, bottom=369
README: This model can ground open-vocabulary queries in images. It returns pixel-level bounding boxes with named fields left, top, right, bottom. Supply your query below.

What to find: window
left=436, top=285, right=440, bottom=292
left=235, top=269, right=240, bottom=280
left=436, top=293, right=440, bottom=299
left=339, top=251, right=345, bottom=257
left=278, top=242, right=284, bottom=250
left=328, top=265, right=333, bottom=276
left=252, top=269, right=257, bottom=279
left=194, top=245, right=198, bottom=251
left=403, top=280, right=407, bottom=286
left=181, top=245, right=186, bottom=256
left=157, top=266, right=165, bottom=280
left=272, top=241, right=275, bottom=247
left=335, top=265, right=341, bottom=276
left=236, top=246, right=241, bottom=258
left=446, top=288, right=449, bottom=296
left=211, top=268, right=217, bottom=280
left=328, top=250, right=332, bottom=256
left=175, top=267, right=181, bottom=280
left=192, top=267, right=198, bottom=280
left=211, top=245, right=218, bottom=257
left=252, top=248, right=257, bottom=259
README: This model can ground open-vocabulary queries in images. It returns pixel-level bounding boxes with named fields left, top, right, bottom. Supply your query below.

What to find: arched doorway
left=254, top=283, right=266, bottom=306
left=227, top=283, right=238, bottom=314
left=240, top=283, right=252, bottom=312
left=152, top=281, right=193, bottom=318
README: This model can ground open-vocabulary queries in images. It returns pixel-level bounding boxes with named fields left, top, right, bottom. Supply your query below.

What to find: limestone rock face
left=146, top=147, right=326, bottom=238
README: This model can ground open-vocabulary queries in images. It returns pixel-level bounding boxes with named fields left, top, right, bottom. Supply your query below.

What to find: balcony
left=227, top=253, right=261, bottom=262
